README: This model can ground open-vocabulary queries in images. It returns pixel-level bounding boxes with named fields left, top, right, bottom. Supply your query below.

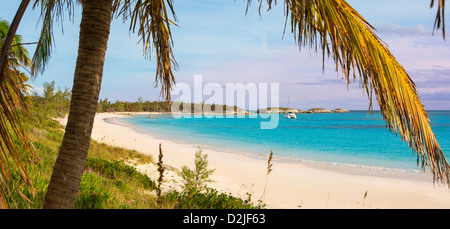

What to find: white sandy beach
left=68, top=112, right=450, bottom=209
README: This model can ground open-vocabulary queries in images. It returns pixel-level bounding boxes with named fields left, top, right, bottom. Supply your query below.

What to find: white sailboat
left=284, top=111, right=296, bottom=119
left=284, top=92, right=297, bottom=119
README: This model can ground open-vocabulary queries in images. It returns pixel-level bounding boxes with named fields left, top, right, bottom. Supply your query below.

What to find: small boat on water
left=284, top=111, right=296, bottom=119
left=284, top=92, right=297, bottom=119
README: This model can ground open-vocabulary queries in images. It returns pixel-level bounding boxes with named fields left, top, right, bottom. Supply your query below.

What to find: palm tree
left=30, top=0, right=177, bottom=209
left=40, top=0, right=115, bottom=209
left=0, top=19, right=35, bottom=209
left=0, top=0, right=448, bottom=208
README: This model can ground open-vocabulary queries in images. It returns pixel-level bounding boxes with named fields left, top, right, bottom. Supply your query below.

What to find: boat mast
left=287, top=91, right=290, bottom=109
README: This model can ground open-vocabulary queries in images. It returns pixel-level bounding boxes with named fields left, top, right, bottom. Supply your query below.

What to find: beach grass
left=260, top=150, right=273, bottom=203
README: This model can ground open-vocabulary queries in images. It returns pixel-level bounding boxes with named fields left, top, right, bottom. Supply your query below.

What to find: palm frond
left=430, top=0, right=446, bottom=39
left=1, top=20, right=32, bottom=71
left=113, top=0, right=178, bottom=105
left=248, top=0, right=450, bottom=185
left=0, top=60, right=35, bottom=209
left=31, top=0, right=76, bottom=77
left=0, top=16, right=36, bottom=208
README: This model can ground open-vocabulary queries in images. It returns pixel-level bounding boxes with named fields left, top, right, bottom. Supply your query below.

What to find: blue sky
left=1, top=0, right=449, bottom=110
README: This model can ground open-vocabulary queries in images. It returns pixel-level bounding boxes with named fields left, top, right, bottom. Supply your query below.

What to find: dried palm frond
left=0, top=17, right=36, bottom=208
left=248, top=0, right=450, bottom=185
left=430, top=0, right=446, bottom=39
left=0, top=61, right=35, bottom=209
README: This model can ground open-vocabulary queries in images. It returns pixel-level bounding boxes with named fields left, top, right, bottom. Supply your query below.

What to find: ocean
left=120, top=110, right=450, bottom=173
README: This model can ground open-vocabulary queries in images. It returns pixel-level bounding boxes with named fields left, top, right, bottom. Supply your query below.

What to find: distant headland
left=257, top=107, right=350, bottom=114
left=96, top=99, right=349, bottom=115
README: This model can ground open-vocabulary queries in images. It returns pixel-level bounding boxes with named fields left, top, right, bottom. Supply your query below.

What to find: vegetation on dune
left=160, top=147, right=262, bottom=209
left=160, top=188, right=260, bottom=209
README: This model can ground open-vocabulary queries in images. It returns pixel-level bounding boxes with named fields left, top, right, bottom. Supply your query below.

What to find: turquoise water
left=121, top=111, right=450, bottom=171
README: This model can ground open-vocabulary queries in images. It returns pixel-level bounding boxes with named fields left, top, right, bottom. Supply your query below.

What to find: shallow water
left=120, top=110, right=450, bottom=173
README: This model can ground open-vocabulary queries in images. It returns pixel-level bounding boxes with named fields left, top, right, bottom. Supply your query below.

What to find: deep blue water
left=121, top=110, right=450, bottom=171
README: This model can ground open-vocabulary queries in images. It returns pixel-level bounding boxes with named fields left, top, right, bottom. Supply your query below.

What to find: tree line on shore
left=33, top=81, right=243, bottom=114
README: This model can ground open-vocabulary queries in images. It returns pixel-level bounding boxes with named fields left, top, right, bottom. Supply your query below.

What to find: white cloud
left=375, top=23, right=431, bottom=36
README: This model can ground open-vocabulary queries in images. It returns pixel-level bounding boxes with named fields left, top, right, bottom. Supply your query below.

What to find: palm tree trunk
left=43, top=0, right=113, bottom=209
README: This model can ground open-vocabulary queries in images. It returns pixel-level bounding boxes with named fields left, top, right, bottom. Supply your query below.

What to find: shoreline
left=107, top=113, right=430, bottom=182
left=86, top=112, right=450, bottom=209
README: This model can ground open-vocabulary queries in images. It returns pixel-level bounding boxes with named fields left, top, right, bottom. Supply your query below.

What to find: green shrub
left=161, top=188, right=262, bottom=209
left=113, top=179, right=132, bottom=192
left=76, top=173, right=111, bottom=209
left=86, top=158, right=157, bottom=190
left=180, top=149, right=215, bottom=193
